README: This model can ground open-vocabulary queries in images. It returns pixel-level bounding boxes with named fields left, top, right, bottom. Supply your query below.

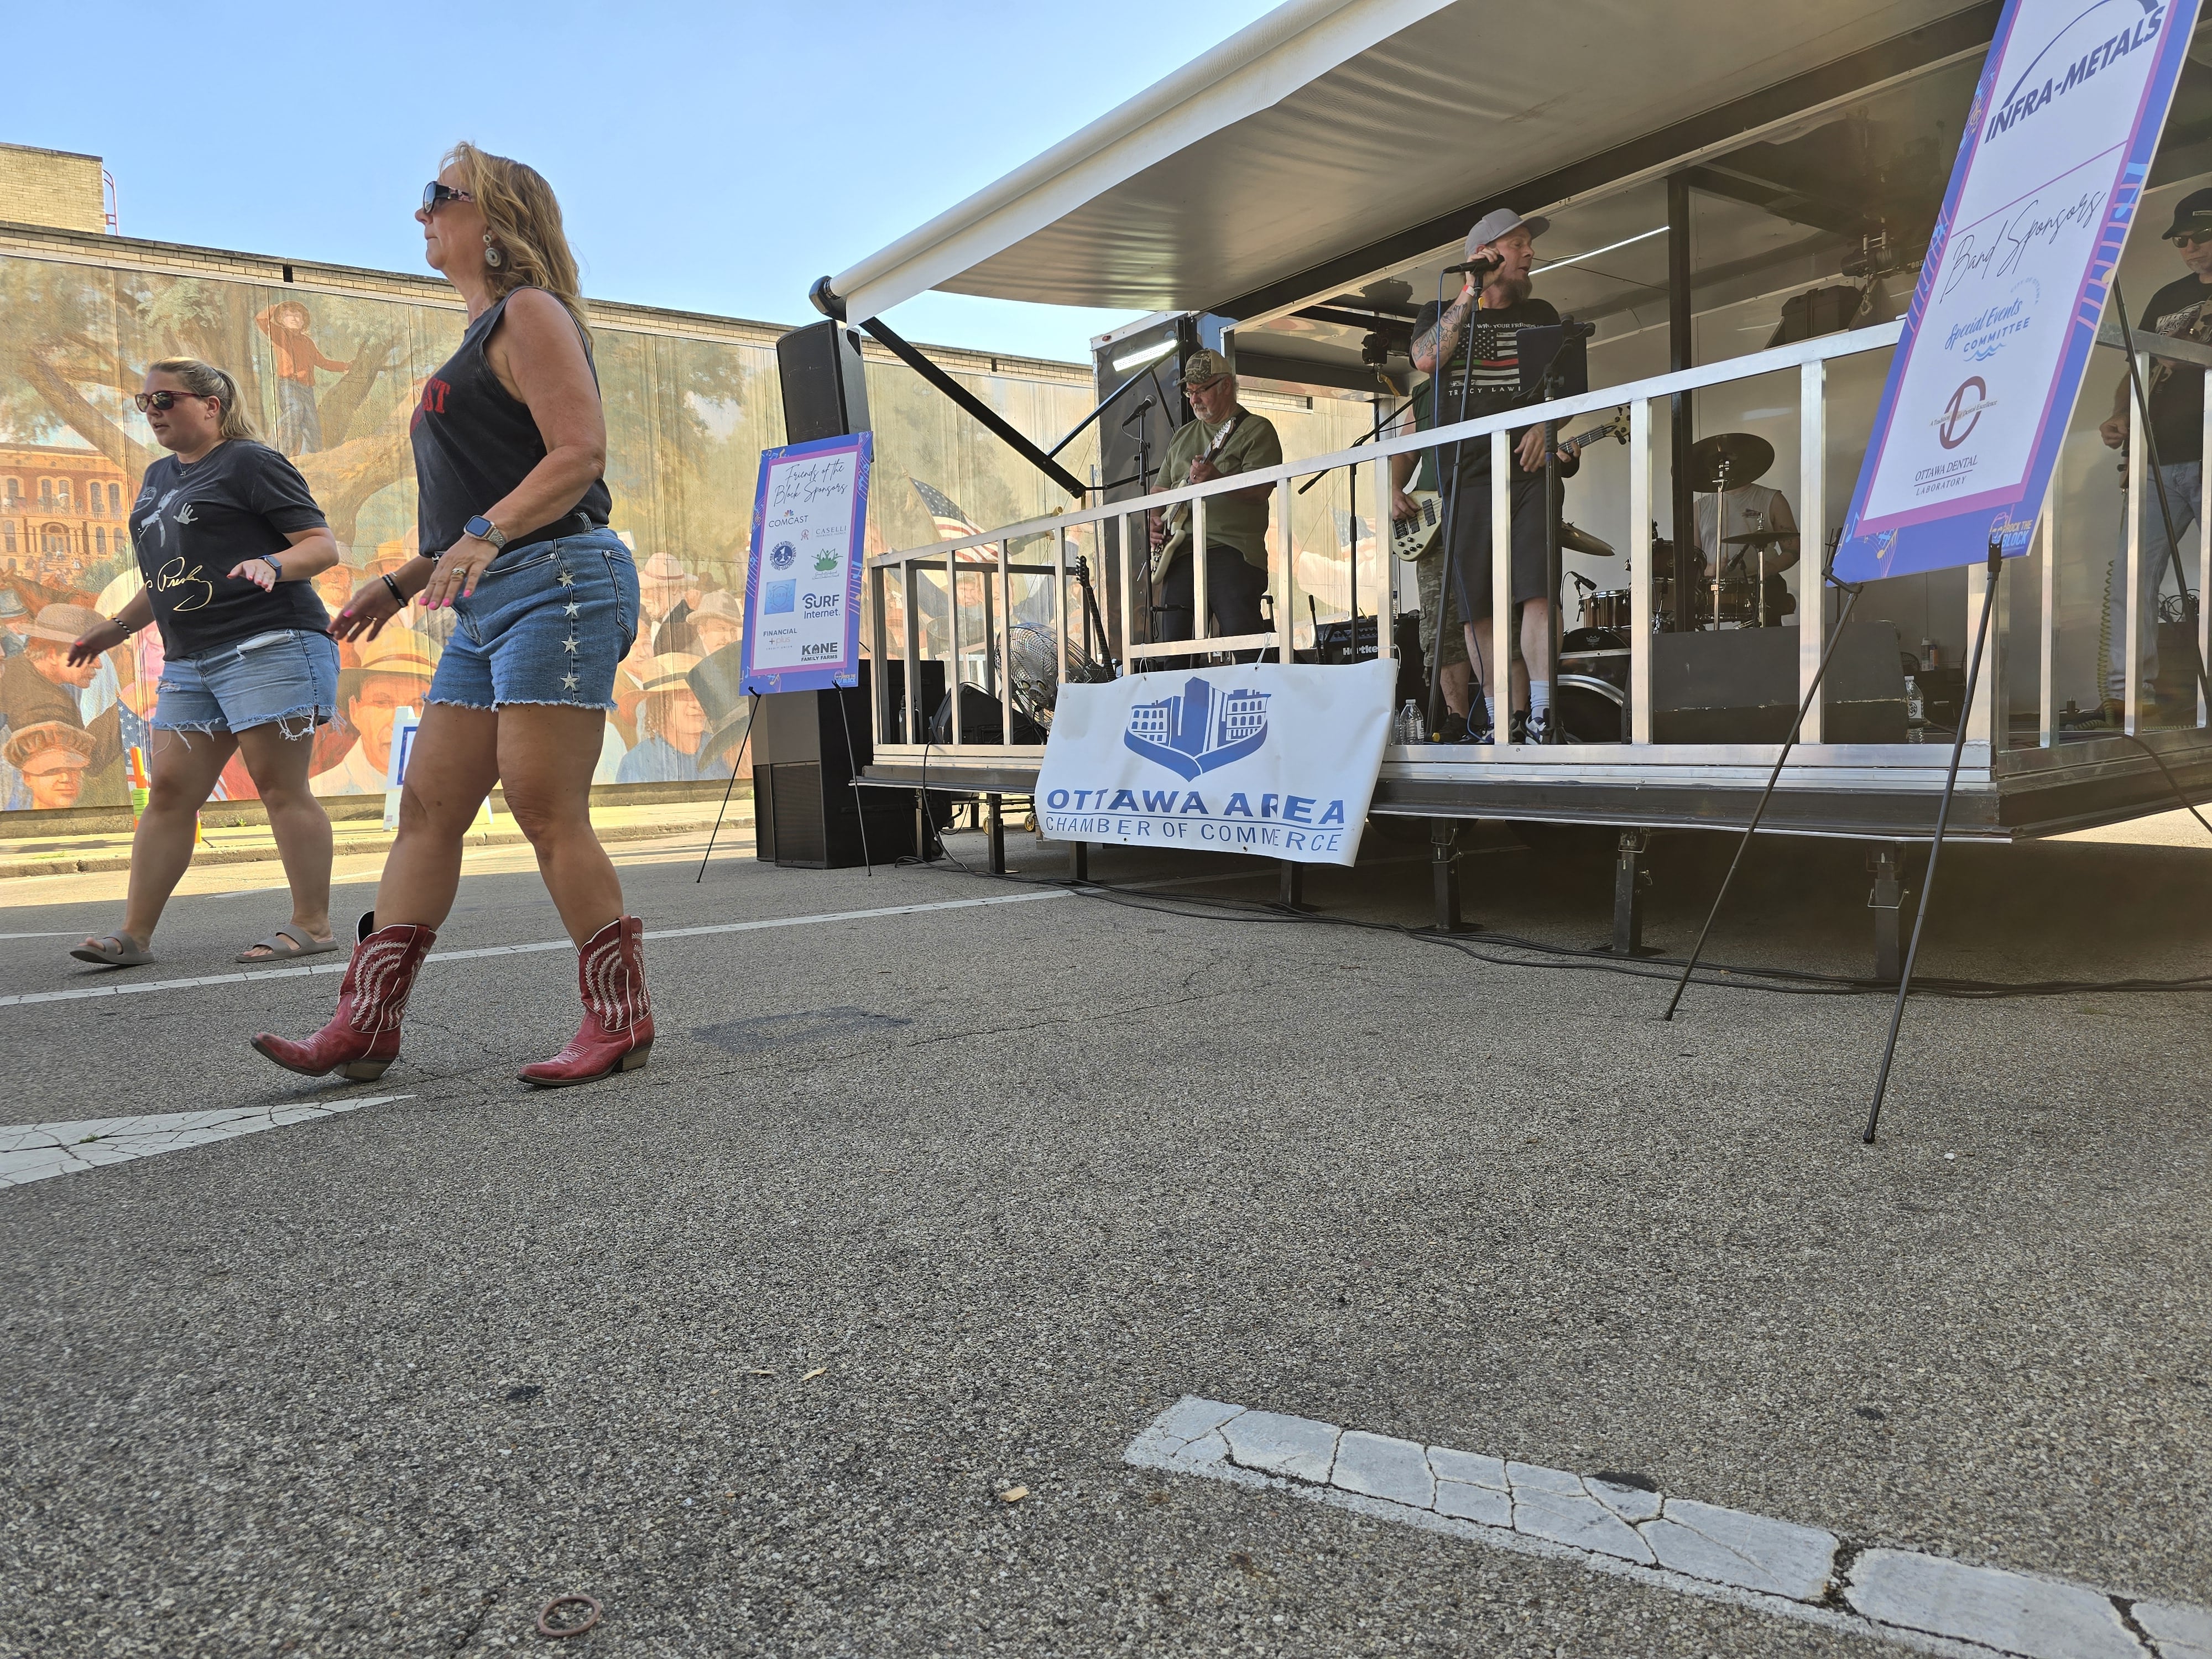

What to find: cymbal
left=1721, top=529, right=1801, bottom=546
left=1560, top=521, right=1616, bottom=557
left=1687, top=432, right=1775, bottom=491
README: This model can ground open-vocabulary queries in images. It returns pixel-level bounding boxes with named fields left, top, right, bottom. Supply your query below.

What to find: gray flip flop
left=71, top=933, right=153, bottom=968
left=237, top=924, right=341, bottom=964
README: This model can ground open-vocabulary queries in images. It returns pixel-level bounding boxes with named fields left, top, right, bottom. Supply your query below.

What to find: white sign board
left=1838, top=0, right=2200, bottom=578
left=1035, top=661, right=1396, bottom=867
left=740, top=431, right=872, bottom=694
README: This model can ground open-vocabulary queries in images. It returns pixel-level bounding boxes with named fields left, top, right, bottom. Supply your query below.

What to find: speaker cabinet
left=751, top=663, right=916, bottom=868
left=1651, top=622, right=1907, bottom=744
left=776, top=320, right=872, bottom=445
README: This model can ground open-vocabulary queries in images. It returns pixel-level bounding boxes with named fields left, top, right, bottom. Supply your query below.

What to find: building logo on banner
left=1124, top=677, right=1271, bottom=778
left=740, top=431, right=873, bottom=696
left=1035, top=660, right=1395, bottom=868
left=1835, top=0, right=2201, bottom=582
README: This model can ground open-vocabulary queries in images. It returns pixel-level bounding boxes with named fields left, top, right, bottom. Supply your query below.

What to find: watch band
left=264, top=552, right=283, bottom=579
left=464, top=514, right=509, bottom=552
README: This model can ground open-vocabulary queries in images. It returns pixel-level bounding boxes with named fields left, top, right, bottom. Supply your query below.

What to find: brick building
left=0, top=445, right=132, bottom=585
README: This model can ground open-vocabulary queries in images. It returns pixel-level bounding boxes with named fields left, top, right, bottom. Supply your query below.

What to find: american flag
left=912, top=477, right=979, bottom=541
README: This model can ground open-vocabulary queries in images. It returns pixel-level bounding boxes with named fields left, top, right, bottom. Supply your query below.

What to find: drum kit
left=1569, top=432, right=1799, bottom=637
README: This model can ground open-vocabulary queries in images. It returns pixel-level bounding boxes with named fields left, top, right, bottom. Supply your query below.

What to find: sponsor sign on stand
left=740, top=431, right=873, bottom=695
left=1035, top=660, right=1396, bottom=867
left=1837, top=0, right=2200, bottom=581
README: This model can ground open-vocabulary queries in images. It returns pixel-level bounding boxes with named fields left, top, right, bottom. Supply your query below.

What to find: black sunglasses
left=422, top=181, right=474, bottom=212
left=133, top=390, right=216, bottom=413
left=2176, top=229, right=2212, bottom=248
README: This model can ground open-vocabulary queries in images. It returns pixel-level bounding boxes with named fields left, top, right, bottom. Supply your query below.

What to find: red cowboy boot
left=251, top=914, right=436, bottom=1082
left=519, top=915, right=653, bottom=1088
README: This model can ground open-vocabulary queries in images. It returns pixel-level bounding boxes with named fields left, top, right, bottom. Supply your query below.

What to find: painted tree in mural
left=0, top=260, right=414, bottom=552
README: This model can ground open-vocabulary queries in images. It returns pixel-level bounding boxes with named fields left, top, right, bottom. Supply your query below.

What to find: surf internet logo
left=1123, top=675, right=1270, bottom=780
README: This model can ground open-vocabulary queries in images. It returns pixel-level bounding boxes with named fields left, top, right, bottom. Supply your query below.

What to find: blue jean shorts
left=154, top=628, right=339, bottom=738
left=428, top=528, right=640, bottom=710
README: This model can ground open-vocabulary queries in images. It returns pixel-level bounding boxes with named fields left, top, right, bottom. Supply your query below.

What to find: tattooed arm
left=1412, top=279, right=1477, bottom=374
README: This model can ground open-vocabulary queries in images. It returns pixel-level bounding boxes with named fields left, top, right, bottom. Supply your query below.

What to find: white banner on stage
left=1034, top=660, right=1396, bottom=868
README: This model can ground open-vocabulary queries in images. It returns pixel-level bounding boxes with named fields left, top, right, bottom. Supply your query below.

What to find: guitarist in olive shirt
left=1147, top=350, right=1282, bottom=655
left=2097, top=186, right=2212, bottom=723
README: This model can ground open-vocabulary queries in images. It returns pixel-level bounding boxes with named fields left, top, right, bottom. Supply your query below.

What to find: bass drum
left=1556, top=672, right=1627, bottom=744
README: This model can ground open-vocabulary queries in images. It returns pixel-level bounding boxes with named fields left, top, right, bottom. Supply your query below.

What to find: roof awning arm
left=854, top=315, right=1090, bottom=500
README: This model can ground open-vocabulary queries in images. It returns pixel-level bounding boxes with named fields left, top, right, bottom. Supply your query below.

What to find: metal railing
left=864, top=315, right=2212, bottom=766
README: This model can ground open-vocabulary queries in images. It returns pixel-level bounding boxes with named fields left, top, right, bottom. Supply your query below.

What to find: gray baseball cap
left=1465, top=208, right=1548, bottom=261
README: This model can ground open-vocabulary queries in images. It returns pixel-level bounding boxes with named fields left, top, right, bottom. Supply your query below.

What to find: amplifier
left=1651, top=622, right=1907, bottom=744
left=751, top=662, right=918, bottom=868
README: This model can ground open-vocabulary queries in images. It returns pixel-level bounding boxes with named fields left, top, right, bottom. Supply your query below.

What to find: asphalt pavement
left=1, top=816, right=2207, bottom=1657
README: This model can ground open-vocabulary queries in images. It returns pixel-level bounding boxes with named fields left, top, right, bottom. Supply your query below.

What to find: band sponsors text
left=1040, top=786, right=1350, bottom=855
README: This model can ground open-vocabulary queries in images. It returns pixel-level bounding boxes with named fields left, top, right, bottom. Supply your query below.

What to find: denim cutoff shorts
left=154, top=628, right=340, bottom=738
left=427, top=528, right=639, bottom=710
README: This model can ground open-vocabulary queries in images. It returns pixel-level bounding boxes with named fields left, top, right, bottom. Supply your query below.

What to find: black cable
left=2117, top=729, right=2212, bottom=841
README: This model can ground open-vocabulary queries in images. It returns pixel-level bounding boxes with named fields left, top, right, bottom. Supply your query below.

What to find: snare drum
left=1580, top=588, right=1631, bottom=630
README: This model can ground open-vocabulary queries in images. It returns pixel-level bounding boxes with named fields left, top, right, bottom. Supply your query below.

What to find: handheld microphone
left=1443, top=253, right=1503, bottom=275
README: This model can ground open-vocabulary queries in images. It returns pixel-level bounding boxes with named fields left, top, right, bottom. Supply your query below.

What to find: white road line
left=1128, top=1398, right=2210, bottom=1659
left=0, top=931, right=75, bottom=940
left=0, top=1096, right=412, bottom=1190
left=0, top=890, right=1076, bottom=1010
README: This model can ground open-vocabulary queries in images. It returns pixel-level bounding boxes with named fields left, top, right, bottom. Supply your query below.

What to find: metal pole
left=1667, top=171, right=1697, bottom=636
left=696, top=692, right=759, bottom=882
left=1863, top=545, right=2002, bottom=1144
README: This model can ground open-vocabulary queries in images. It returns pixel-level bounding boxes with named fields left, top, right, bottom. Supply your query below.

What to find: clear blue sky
left=8, top=0, right=1280, bottom=365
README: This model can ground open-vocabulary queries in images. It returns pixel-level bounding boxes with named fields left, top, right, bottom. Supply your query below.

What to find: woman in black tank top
left=254, top=144, right=654, bottom=1091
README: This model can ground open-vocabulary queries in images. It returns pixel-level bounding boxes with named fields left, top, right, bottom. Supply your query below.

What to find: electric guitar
left=1390, top=408, right=1630, bottom=561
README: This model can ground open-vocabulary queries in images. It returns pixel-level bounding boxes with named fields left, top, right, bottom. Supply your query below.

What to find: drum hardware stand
left=1660, top=553, right=1866, bottom=1020
left=1866, top=843, right=1912, bottom=983
left=1863, top=540, right=2003, bottom=1144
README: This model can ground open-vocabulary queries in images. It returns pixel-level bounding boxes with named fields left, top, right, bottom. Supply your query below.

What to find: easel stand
left=1862, top=544, right=2002, bottom=1143
left=1662, top=579, right=1864, bottom=1017
left=696, top=691, right=760, bottom=882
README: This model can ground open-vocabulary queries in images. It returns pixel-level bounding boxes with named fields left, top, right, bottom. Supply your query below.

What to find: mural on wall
left=0, top=249, right=1133, bottom=815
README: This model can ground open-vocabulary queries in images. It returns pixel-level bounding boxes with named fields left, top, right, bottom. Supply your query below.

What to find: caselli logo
left=1124, top=675, right=1270, bottom=780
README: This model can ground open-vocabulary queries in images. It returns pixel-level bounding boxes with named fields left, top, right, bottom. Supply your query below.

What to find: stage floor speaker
left=1652, top=622, right=1907, bottom=745
left=751, top=662, right=917, bottom=868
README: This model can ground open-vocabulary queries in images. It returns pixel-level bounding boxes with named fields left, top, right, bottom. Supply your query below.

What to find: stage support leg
left=1868, top=843, right=1910, bottom=984
left=1611, top=829, right=1652, bottom=957
left=1277, top=860, right=1310, bottom=912
left=1071, top=841, right=1089, bottom=883
left=987, top=793, right=1006, bottom=874
left=1427, top=817, right=1471, bottom=933
left=914, top=790, right=941, bottom=864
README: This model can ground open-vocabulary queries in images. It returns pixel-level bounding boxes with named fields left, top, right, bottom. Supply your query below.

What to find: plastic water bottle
left=1905, top=675, right=1926, bottom=742
left=1395, top=699, right=1425, bottom=744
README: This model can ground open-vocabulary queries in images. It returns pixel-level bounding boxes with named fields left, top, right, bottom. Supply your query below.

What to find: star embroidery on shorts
left=556, top=569, right=576, bottom=587
left=562, top=635, right=580, bottom=655
left=561, top=672, right=580, bottom=691
left=562, top=601, right=581, bottom=617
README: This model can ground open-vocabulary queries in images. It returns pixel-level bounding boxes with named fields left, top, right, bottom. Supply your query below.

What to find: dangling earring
left=482, top=233, right=504, bottom=269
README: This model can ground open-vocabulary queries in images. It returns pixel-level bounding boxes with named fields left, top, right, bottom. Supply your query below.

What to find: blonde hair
left=148, top=358, right=258, bottom=443
left=445, top=142, right=588, bottom=335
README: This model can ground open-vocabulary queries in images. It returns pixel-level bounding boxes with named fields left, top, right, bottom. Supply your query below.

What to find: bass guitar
left=1391, top=407, right=1631, bottom=561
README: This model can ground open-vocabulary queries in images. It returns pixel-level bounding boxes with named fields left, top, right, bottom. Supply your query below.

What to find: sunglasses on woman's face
left=422, top=181, right=473, bottom=212
left=133, top=390, right=216, bottom=413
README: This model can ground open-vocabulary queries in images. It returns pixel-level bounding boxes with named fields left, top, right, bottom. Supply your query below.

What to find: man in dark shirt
left=2097, top=186, right=2212, bottom=721
left=1411, top=208, right=1577, bottom=742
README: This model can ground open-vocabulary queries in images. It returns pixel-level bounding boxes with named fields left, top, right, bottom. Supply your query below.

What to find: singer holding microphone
left=1409, top=209, right=1576, bottom=744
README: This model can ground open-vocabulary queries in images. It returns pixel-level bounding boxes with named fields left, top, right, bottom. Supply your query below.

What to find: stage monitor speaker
left=751, top=662, right=917, bottom=868
left=777, top=320, right=871, bottom=443
left=1651, top=622, right=1907, bottom=744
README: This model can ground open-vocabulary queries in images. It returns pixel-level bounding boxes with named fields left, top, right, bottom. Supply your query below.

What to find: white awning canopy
left=821, top=0, right=1978, bottom=325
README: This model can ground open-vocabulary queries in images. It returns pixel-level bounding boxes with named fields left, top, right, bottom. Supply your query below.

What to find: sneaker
left=1453, top=714, right=1493, bottom=744
left=1521, top=708, right=1553, bottom=745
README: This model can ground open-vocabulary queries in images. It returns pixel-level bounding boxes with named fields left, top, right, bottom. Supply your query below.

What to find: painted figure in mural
left=255, top=143, right=649, bottom=1089
left=0, top=587, right=28, bottom=656
left=616, top=653, right=729, bottom=784
left=255, top=300, right=354, bottom=456
left=3, top=721, right=94, bottom=810
left=1, top=602, right=102, bottom=732
left=640, top=551, right=701, bottom=654
left=62, top=359, right=345, bottom=969
left=311, top=628, right=435, bottom=794
left=687, top=588, right=743, bottom=659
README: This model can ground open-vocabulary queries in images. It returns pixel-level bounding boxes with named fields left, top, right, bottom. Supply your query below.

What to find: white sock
left=1529, top=681, right=1552, bottom=719
left=1483, top=692, right=1497, bottom=726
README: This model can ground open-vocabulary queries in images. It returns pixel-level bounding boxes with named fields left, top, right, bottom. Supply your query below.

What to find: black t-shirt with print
left=2138, top=273, right=2212, bottom=464
left=129, top=440, right=330, bottom=658
left=1411, top=294, right=1564, bottom=476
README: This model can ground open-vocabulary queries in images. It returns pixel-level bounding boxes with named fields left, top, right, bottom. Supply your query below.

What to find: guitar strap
left=1156, top=411, right=1246, bottom=578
